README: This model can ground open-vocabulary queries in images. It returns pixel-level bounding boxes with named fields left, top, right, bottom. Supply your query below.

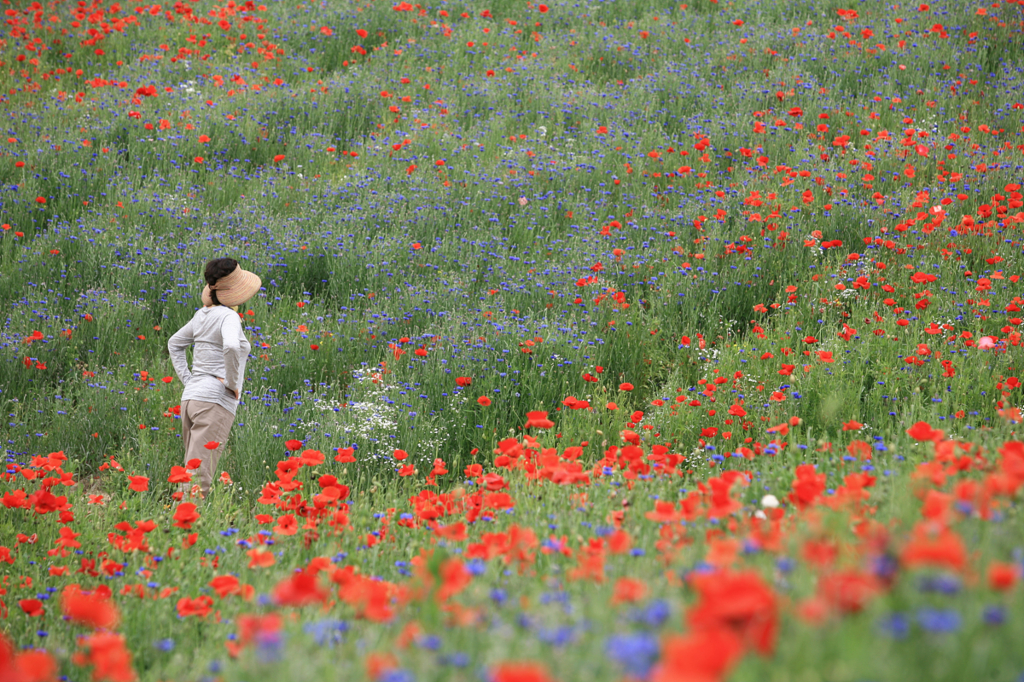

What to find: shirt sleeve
left=167, top=318, right=195, bottom=386
left=221, top=312, right=251, bottom=395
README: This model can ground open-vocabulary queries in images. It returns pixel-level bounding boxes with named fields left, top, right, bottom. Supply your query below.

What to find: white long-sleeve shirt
left=167, top=306, right=251, bottom=415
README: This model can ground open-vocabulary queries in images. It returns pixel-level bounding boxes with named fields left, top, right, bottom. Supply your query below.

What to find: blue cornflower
left=255, top=630, right=285, bottom=663
left=635, top=600, right=670, bottom=628
left=439, top=652, right=469, bottom=667
left=416, top=635, right=441, bottom=651
left=983, top=605, right=1006, bottom=626
left=877, top=613, right=910, bottom=639
left=917, top=574, right=961, bottom=595
left=916, top=608, right=961, bottom=633
left=537, top=626, right=575, bottom=647
left=303, top=619, right=348, bottom=646
left=606, top=632, right=659, bottom=679
left=379, top=669, right=415, bottom=682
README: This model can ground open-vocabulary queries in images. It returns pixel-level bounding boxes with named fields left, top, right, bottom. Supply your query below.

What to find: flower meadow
left=3, top=0, right=1024, bottom=679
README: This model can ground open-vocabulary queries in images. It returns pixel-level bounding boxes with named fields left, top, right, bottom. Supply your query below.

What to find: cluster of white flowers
left=696, top=343, right=720, bottom=364
left=160, top=193, right=206, bottom=218
left=296, top=367, right=462, bottom=464
left=307, top=368, right=401, bottom=455
left=802, top=233, right=824, bottom=257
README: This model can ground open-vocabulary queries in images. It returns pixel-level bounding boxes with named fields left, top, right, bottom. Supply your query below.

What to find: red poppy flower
left=56, top=526, right=81, bottom=549
left=277, top=458, right=301, bottom=476
left=209, top=575, right=242, bottom=599
left=611, top=577, right=648, bottom=604
left=167, top=466, right=192, bottom=484
left=272, top=570, right=328, bottom=607
left=285, top=439, right=303, bottom=451
left=8, top=648, right=57, bottom=681
left=901, top=527, right=966, bottom=571
left=203, top=441, right=220, bottom=450
left=247, top=549, right=276, bottom=568
left=176, top=596, right=213, bottom=618
left=619, top=382, right=634, bottom=391
left=790, top=464, right=825, bottom=509
left=645, top=500, right=682, bottom=523
left=128, top=475, right=149, bottom=492
left=173, top=503, right=200, bottom=530
left=300, top=449, right=324, bottom=466
left=652, top=628, right=744, bottom=682
left=817, top=571, right=882, bottom=614
left=988, top=562, right=1018, bottom=591
left=492, top=662, right=556, bottom=682
left=525, top=411, right=554, bottom=429
left=906, top=421, right=943, bottom=442
left=73, top=631, right=134, bottom=682
left=62, top=587, right=120, bottom=629
left=621, top=429, right=640, bottom=445
left=687, top=569, right=778, bottom=654
left=478, top=396, right=492, bottom=406
left=19, top=598, right=44, bottom=617
left=274, top=514, right=298, bottom=536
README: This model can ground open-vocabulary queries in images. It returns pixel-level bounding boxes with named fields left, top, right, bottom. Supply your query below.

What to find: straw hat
left=201, top=264, right=262, bottom=307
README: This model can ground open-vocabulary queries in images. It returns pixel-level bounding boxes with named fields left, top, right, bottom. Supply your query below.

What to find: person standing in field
left=168, top=258, right=261, bottom=499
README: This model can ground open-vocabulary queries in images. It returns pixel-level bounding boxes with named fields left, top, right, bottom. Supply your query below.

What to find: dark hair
left=204, top=258, right=238, bottom=306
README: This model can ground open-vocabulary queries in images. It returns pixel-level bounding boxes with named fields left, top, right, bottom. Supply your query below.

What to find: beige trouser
left=181, top=400, right=235, bottom=497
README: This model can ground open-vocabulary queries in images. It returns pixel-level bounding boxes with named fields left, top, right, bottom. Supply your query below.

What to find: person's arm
left=221, top=313, right=251, bottom=398
left=167, top=319, right=195, bottom=386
